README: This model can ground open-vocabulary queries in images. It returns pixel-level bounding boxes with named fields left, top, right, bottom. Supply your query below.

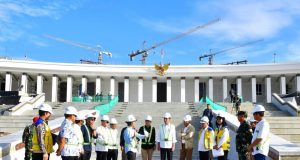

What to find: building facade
left=1, top=60, right=300, bottom=103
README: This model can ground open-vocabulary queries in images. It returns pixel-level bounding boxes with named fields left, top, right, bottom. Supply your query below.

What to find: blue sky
left=1, top=0, right=300, bottom=65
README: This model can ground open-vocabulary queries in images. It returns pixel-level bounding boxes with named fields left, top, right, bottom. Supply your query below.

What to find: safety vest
left=214, top=126, right=230, bottom=151
left=83, top=125, right=92, bottom=145
left=198, top=127, right=213, bottom=150
left=160, top=124, right=172, bottom=142
left=32, top=122, right=53, bottom=153
left=142, top=126, right=153, bottom=145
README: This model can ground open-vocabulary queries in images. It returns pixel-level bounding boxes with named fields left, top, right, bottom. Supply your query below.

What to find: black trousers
left=62, top=156, right=79, bottom=160
left=126, top=151, right=136, bottom=160
left=160, top=148, right=173, bottom=160
left=80, top=150, right=92, bottom=160
left=32, top=153, right=49, bottom=160
left=199, top=151, right=211, bottom=160
left=107, top=149, right=118, bottom=160
left=217, top=150, right=228, bottom=160
left=96, top=151, right=108, bottom=160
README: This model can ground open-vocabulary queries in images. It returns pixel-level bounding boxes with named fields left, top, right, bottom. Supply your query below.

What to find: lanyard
left=162, top=124, right=171, bottom=140
left=143, top=126, right=153, bottom=143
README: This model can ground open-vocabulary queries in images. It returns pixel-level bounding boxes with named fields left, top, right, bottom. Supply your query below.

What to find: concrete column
left=51, top=75, right=58, bottom=102
left=181, top=77, right=185, bottom=103
left=5, top=73, right=12, bottom=91
left=124, top=77, right=129, bottom=102
left=194, top=77, right=199, bottom=102
left=95, top=76, right=101, bottom=95
left=81, top=76, right=87, bottom=94
left=236, top=77, right=242, bottom=96
left=280, top=76, right=286, bottom=95
left=208, top=77, right=213, bottom=101
left=296, top=75, right=300, bottom=92
left=251, top=77, right=257, bottom=103
left=110, top=77, right=115, bottom=96
left=167, top=77, right=171, bottom=103
left=138, top=77, right=143, bottom=103
left=265, top=76, right=272, bottom=103
left=36, top=75, right=43, bottom=94
left=66, top=76, right=73, bottom=102
left=21, top=73, right=28, bottom=95
left=152, top=77, right=157, bottom=102
left=222, top=78, right=227, bottom=101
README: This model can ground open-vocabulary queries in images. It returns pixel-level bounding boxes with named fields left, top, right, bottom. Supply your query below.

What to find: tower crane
left=199, top=39, right=263, bottom=65
left=44, top=34, right=112, bottom=64
left=129, top=18, right=221, bottom=64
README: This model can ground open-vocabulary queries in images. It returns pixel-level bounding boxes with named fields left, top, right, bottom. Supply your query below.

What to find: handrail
left=9, top=93, right=45, bottom=112
left=272, top=93, right=300, bottom=115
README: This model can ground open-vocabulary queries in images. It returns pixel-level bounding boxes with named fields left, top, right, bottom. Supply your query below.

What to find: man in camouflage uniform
left=22, top=116, right=39, bottom=160
left=236, top=111, right=253, bottom=160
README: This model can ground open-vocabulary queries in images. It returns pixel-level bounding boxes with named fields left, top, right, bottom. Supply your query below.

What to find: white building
left=1, top=60, right=300, bottom=103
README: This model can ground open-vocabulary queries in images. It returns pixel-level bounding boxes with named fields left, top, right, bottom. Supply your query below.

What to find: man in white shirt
left=197, top=116, right=214, bottom=160
left=74, top=113, right=85, bottom=159
left=248, top=105, right=270, bottom=160
left=157, top=112, right=177, bottom=160
left=95, top=115, right=110, bottom=160
left=124, top=115, right=148, bottom=160
left=107, top=118, right=118, bottom=160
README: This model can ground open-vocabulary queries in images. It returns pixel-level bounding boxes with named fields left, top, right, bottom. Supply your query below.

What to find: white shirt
left=124, top=127, right=146, bottom=153
left=107, top=128, right=118, bottom=150
left=74, top=124, right=84, bottom=153
left=215, top=126, right=229, bottom=148
left=157, top=124, right=177, bottom=149
left=198, top=127, right=214, bottom=151
left=60, top=119, right=81, bottom=156
left=95, top=126, right=110, bottom=151
left=251, top=119, right=270, bottom=156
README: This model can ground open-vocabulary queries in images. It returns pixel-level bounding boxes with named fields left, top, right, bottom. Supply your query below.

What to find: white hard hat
left=76, top=113, right=86, bottom=120
left=217, top=112, right=225, bottom=118
left=126, top=115, right=137, bottom=122
left=200, top=116, right=209, bottom=123
left=163, top=112, right=172, bottom=118
left=110, top=118, right=118, bottom=124
left=249, top=118, right=257, bottom=123
left=101, top=115, right=110, bottom=122
left=86, top=112, right=97, bottom=118
left=252, top=104, right=265, bottom=113
left=183, top=115, right=192, bottom=121
left=145, top=115, right=152, bottom=121
left=39, top=104, right=53, bottom=114
left=65, top=106, right=78, bottom=116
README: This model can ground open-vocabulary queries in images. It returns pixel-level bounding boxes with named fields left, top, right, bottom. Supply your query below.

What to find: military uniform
left=236, top=121, right=253, bottom=160
left=22, top=124, right=34, bottom=160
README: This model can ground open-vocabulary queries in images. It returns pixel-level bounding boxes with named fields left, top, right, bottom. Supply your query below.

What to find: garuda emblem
left=154, top=63, right=170, bottom=76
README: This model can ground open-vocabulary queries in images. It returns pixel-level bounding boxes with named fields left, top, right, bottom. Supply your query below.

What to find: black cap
left=237, top=111, right=248, bottom=117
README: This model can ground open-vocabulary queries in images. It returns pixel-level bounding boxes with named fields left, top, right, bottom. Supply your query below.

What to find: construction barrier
left=199, top=96, right=227, bottom=112
left=95, top=96, right=119, bottom=115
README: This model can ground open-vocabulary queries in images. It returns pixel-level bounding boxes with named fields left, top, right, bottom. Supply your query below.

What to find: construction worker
left=138, top=115, right=156, bottom=160
left=95, top=115, right=110, bottom=160
left=197, top=116, right=214, bottom=160
left=124, top=114, right=149, bottom=160
left=213, top=113, right=230, bottom=160
left=236, top=111, right=253, bottom=160
left=202, top=104, right=213, bottom=127
left=157, top=112, right=177, bottom=160
left=81, top=113, right=98, bottom=160
left=75, top=113, right=85, bottom=159
left=248, top=105, right=270, bottom=160
left=107, top=118, right=118, bottom=160
left=56, top=106, right=81, bottom=160
left=179, top=115, right=195, bottom=160
left=22, top=116, right=39, bottom=160
left=31, top=104, right=54, bottom=160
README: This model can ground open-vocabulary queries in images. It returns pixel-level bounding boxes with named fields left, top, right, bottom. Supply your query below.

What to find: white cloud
left=0, top=0, right=82, bottom=44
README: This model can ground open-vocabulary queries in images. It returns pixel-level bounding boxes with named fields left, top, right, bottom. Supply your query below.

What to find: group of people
left=22, top=102, right=270, bottom=160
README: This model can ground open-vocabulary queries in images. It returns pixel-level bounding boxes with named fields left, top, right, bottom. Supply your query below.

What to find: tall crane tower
left=199, top=39, right=263, bottom=65
left=129, top=18, right=221, bottom=64
left=44, top=35, right=112, bottom=64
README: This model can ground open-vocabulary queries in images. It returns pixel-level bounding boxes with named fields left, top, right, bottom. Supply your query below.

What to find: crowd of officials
left=22, top=103, right=270, bottom=160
